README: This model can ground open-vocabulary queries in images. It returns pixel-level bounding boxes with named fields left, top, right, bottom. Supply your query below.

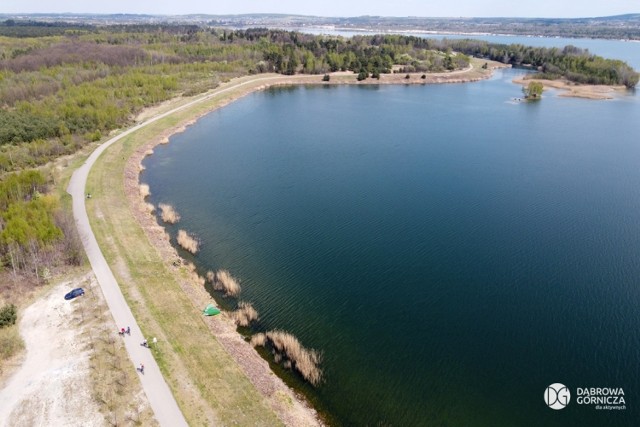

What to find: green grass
left=86, top=76, right=289, bottom=426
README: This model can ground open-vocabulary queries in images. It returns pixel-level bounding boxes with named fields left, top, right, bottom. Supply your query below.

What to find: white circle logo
left=544, top=383, right=571, bottom=410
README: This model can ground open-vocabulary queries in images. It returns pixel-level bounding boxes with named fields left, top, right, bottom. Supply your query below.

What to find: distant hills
left=1, top=13, right=639, bottom=40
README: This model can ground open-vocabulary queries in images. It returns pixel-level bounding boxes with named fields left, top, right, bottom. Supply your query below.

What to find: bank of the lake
left=118, top=63, right=507, bottom=425
left=142, top=67, right=640, bottom=426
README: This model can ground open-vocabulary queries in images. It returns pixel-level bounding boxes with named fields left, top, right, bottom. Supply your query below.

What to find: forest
left=0, top=22, right=638, bottom=284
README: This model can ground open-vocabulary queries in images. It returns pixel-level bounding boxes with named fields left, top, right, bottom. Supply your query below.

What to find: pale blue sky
left=1, top=0, right=637, bottom=19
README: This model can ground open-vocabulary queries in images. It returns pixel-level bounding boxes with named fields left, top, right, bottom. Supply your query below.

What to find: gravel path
left=66, top=75, right=292, bottom=426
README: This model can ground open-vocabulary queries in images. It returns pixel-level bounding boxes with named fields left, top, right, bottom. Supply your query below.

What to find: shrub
left=0, top=304, right=17, bottom=328
left=322, top=74, right=330, bottom=82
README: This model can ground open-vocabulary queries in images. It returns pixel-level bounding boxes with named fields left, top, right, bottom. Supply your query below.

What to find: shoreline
left=119, top=64, right=544, bottom=425
left=125, top=74, right=330, bottom=426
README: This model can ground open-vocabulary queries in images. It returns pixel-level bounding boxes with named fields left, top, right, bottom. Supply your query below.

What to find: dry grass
left=184, top=262, right=205, bottom=287
left=252, top=330, right=323, bottom=386
left=145, top=202, right=155, bottom=213
left=206, top=271, right=215, bottom=283
left=70, top=274, right=157, bottom=426
left=230, top=301, right=258, bottom=327
left=159, top=203, right=181, bottom=224
left=139, top=183, right=150, bottom=198
left=0, top=324, right=24, bottom=366
left=177, top=230, right=199, bottom=254
left=213, top=270, right=241, bottom=297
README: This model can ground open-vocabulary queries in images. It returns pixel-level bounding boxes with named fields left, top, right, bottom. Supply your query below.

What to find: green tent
left=203, top=303, right=221, bottom=316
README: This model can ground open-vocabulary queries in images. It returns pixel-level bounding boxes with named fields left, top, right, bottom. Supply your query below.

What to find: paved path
left=67, top=75, right=287, bottom=426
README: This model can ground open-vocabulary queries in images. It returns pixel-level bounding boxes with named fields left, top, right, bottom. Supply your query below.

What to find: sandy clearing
left=0, top=275, right=104, bottom=427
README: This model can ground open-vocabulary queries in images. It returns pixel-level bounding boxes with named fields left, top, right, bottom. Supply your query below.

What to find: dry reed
left=252, top=330, right=323, bottom=386
left=213, top=269, right=241, bottom=297
left=177, top=230, right=199, bottom=254
left=230, top=301, right=259, bottom=327
left=144, top=202, right=155, bottom=213
left=158, top=203, right=181, bottom=224
left=206, top=271, right=215, bottom=283
left=139, top=183, right=150, bottom=198
left=250, top=332, right=266, bottom=347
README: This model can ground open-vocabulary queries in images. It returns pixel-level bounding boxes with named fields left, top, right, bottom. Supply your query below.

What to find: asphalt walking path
left=67, top=75, right=287, bottom=426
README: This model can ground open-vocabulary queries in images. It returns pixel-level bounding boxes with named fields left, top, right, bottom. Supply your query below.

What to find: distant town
left=1, top=12, right=640, bottom=40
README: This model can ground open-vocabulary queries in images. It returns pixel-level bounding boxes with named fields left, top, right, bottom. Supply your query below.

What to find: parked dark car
left=64, top=287, right=85, bottom=300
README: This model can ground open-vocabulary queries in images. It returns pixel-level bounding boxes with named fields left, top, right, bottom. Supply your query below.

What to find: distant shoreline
left=310, top=26, right=640, bottom=43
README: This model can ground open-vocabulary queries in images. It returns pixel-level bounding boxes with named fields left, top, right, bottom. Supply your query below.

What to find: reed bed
left=230, top=301, right=258, bottom=327
left=213, top=269, right=241, bottom=297
left=177, top=229, right=199, bottom=254
left=251, top=330, right=323, bottom=386
left=206, top=270, right=215, bottom=283
left=139, top=183, right=150, bottom=198
left=159, top=203, right=181, bottom=224
left=144, top=202, right=155, bottom=213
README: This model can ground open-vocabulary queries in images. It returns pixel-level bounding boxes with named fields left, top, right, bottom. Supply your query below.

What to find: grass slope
left=86, top=76, right=287, bottom=426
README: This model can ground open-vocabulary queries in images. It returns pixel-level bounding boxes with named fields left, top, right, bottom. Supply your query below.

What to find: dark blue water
left=142, top=69, right=640, bottom=426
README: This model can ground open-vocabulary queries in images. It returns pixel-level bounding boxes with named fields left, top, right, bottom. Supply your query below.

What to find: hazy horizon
left=0, top=0, right=638, bottom=19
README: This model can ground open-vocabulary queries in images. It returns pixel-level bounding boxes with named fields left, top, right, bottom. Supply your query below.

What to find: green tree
left=523, top=81, right=544, bottom=99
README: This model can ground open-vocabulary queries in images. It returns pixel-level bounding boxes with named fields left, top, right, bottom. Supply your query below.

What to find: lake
left=142, top=52, right=640, bottom=425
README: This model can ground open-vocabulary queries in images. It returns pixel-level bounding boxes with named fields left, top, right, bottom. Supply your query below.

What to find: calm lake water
left=142, top=57, right=640, bottom=425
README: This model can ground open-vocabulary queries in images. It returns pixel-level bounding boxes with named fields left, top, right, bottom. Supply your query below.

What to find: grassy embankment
left=85, top=75, right=293, bottom=426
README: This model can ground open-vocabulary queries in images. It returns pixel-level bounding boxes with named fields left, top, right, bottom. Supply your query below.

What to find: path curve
left=67, top=75, right=289, bottom=426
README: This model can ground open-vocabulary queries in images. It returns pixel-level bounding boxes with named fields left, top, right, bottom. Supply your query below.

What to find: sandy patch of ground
left=0, top=273, right=154, bottom=427
left=0, top=275, right=103, bottom=427
left=512, top=75, right=627, bottom=99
